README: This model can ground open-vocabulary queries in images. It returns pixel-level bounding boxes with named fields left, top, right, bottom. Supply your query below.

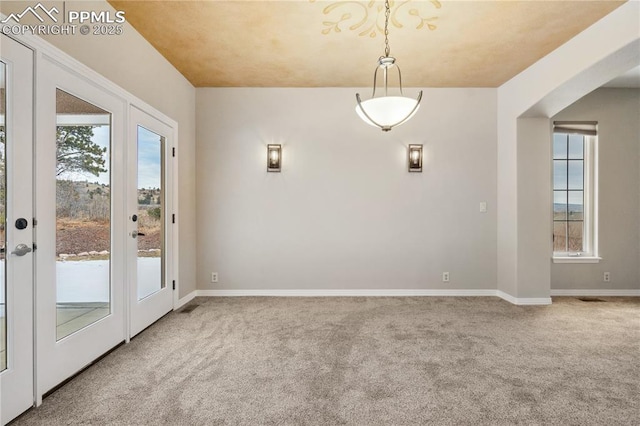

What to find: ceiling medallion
left=313, top=0, right=442, bottom=37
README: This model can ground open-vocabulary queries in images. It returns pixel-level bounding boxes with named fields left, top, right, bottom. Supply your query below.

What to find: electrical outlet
left=603, top=272, right=610, bottom=282
left=211, top=272, right=219, bottom=283
left=442, top=272, right=450, bottom=283
left=479, top=202, right=487, bottom=213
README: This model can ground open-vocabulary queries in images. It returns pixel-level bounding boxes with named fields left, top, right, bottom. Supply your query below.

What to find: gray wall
left=495, top=2, right=639, bottom=300
left=517, top=117, right=552, bottom=298
left=551, top=88, right=640, bottom=290
left=196, top=88, right=497, bottom=291
left=40, top=1, right=197, bottom=298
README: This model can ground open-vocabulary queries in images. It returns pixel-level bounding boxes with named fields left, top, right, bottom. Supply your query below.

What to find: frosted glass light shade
left=267, top=144, right=281, bottom=172
left=356, top=96, right=421, bottom=130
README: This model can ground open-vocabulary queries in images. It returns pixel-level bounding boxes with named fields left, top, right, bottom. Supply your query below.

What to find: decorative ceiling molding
left=316, top=0, right=442, bottom=37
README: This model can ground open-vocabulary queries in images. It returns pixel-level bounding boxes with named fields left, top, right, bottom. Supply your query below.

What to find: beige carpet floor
left=13, top=296, right=640, bottom=425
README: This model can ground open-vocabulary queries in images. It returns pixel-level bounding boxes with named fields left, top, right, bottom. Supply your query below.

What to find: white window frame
left=552, top=125, right=600, bottom=264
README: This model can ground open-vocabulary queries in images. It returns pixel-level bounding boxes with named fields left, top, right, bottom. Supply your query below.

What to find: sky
left=553, top=133, right=584, bottom=209
left=137, top=126, right=162, bottom=190
left=57, top=124, right=162, bottom=190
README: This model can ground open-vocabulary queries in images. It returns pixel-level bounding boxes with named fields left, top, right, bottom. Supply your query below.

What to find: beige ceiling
left=109, top=1, right=624, bottom=88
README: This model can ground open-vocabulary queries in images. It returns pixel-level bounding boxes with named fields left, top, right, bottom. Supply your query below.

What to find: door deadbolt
left=132, top=214, right=138, bottom=222
left=15, top=218, right=28, bottom=230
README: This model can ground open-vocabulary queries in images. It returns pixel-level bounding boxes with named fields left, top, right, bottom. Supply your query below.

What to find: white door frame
left=0, top=34, right=35, bottom=426
left=0, top=30, right=180, bottom=410
left=35, top=53, right=127, bottom=398
left=128, top=105, right=175, bottom=338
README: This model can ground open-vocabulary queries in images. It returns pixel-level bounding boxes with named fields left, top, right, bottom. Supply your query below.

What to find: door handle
left=11, top=243, right=32, bottom=256
left=131, top=231, right=146, bottom=238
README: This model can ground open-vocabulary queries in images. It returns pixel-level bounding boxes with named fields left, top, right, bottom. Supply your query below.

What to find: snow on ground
left=0, top=257, right=160, bottom=305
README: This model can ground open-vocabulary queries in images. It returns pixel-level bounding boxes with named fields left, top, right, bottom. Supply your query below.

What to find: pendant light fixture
left=355, top=0, right=422, bottom=132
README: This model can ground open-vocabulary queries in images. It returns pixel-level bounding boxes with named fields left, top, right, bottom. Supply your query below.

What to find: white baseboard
left=195, top=289, right=550, bottom=305
left=196, top=289, right=497, bottom=297
left=496, top=291, right=552, bottom=305
left=551, top=289, right=640, bottom=297
left=175, top=290, right=197, bottom=309
left=184, top=288, right=637, bottom=306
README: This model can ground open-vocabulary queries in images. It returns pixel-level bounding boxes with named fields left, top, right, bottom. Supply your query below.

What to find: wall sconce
left=267, top=144, right=282, bottom=172
left=408, top=144, right=423, bottom=172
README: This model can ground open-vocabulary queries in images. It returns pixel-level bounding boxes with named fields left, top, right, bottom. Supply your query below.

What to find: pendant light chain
left=383, top=0, right=391, bottom=58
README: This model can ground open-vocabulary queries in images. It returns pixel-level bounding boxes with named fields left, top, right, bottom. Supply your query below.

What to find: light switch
left=479, top=202, right=487, bottom=213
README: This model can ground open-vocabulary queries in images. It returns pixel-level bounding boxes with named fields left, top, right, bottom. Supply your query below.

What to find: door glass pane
left=56, top=89, right=111, bottom=340
left=0, top=63, right=6, bottom=371
left=137, top=126, right=164, bottom=300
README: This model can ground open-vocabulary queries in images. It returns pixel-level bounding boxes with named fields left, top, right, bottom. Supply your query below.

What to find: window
left=552, top=122, right=598, bottom=262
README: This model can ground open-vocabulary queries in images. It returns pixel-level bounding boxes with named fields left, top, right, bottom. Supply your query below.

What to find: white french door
left=0, top=31, right=177, bottom=423
left=35, top=55, right=126, bottom=396
left=0, top=34, right=35, bottom=425
left=128, top=106, right=174, bottom=338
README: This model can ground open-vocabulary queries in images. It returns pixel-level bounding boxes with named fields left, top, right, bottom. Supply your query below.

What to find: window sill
left=552, top=256, right=601, bottom=264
